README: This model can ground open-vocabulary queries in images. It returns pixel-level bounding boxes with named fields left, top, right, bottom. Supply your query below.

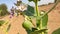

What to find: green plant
left=22, top=0, right=60, bottom=34
left=0, top=4, right=9, bottom=16
left=52, top=28, right=60, bottom=34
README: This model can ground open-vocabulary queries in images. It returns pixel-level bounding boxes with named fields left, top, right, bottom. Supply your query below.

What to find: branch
left=41, top=0, right=60, bottom=18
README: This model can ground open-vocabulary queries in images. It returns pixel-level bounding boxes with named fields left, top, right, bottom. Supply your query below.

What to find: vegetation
left=52, top=28, right=60, bottom=34
left=0, top=4, right=9, bottom=16
left=0, top=0, right=60, bottom=34
left=22, top=0, right=60, bottom=34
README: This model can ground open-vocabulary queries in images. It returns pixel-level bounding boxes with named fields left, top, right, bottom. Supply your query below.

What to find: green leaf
left=41, top=11, right=48, bottom=28
left=52, top=28, right=60, bottom=34
left=36, top=11, right=48, bottom=29
left=30, top=29, right=48, bottom=34
left=6, top=24, right=11, bottom=32
left=24, top=5, right=35, bottom=17
left=0, top=20, right=5, bottom=26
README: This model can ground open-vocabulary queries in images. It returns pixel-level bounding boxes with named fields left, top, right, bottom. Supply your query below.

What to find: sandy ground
left=0, top=3, right=60, bottom=34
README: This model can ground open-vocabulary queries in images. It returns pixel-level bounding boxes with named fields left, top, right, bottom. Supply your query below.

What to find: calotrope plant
left=0, top=0, right=60, bottom=34
left=22, top=0, right=60, bottom=34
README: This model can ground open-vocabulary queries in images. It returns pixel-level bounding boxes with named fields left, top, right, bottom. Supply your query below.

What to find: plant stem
left=35, top=0, right=40, bottom=29
left=35, top=0, right=44, bottom=34
left=35, top=0, right=39, bottom=16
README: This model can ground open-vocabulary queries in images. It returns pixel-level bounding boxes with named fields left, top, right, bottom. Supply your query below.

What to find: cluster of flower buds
left=15, top=0, right=27, bottom=12
left=10, top=0, right=28, bottom=18
left=17, top=3, right=27, bottom=12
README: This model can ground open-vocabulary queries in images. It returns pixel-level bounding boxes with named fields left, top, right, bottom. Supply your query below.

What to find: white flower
left=17, top=3, right=27, bottom=11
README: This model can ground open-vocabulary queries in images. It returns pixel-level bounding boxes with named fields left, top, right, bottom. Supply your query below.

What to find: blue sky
left=0, top=0, right=55, bottom=11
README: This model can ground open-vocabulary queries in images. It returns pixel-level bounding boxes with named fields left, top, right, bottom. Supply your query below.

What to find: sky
left=0, top=0, right=55, bottom=11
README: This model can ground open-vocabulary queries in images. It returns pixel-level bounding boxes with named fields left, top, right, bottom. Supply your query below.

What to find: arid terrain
left=0, top=3, right=60, bottom=34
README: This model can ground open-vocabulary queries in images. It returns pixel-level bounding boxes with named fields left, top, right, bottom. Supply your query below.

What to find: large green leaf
left=41, top=11, right=48, bottom=28
left=52, top=28, right=60, bottom=34
left=24, top=5, right=35, bottom=17
left=36, top=11, right=48, bottom=29
left=40, top=11, right=48, bottom=28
